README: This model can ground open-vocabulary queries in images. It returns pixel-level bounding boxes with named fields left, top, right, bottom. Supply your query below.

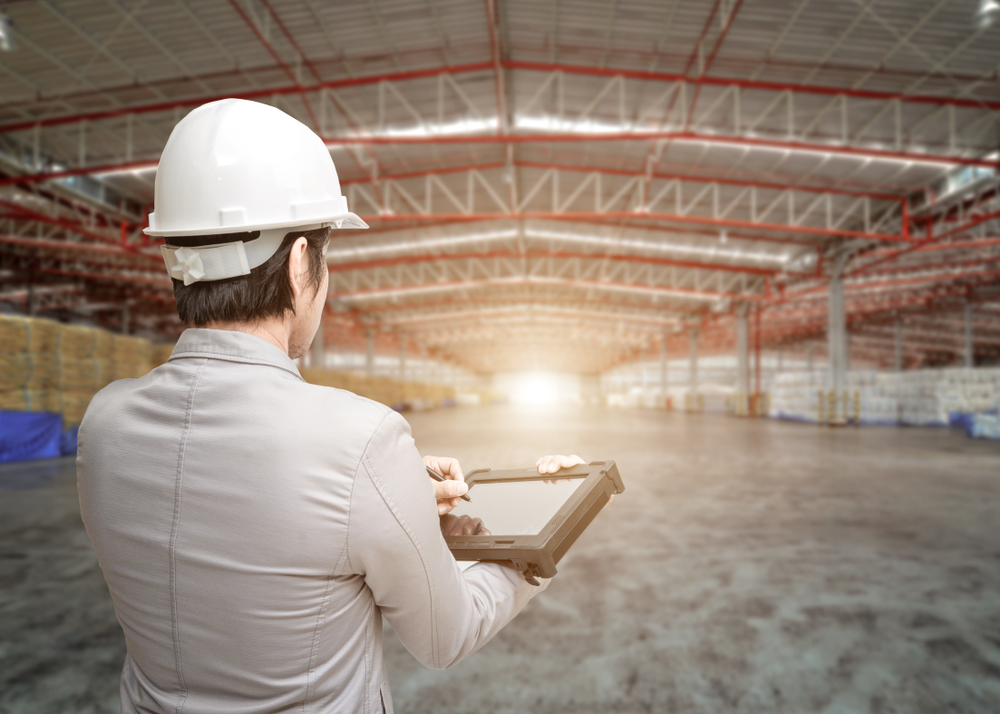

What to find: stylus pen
left=426, top=466, right=472, bottom=502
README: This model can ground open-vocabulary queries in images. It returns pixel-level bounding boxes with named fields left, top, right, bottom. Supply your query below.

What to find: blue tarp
left=60, top=425, right=80, bottom=456
left=0, top=411, right=63, bottom=464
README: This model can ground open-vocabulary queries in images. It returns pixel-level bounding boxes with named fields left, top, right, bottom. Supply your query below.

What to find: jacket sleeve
left=344, top=409, right=548, bottom=670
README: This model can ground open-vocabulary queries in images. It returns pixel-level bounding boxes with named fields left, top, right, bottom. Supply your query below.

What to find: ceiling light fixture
left=0, top=11, right=18, bottom=53
left=975, top=0, right=1000, bottom=29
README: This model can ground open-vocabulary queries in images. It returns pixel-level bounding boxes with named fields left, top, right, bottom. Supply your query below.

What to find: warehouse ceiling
left=1, top=0, right=999, bottom=374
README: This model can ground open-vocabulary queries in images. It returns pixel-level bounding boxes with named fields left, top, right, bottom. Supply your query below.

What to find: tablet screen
left=447, top=477, right=586, bottom=536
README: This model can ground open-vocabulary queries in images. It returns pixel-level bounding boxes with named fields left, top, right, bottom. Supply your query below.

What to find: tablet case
left=444, top=460, right=624, bottom=582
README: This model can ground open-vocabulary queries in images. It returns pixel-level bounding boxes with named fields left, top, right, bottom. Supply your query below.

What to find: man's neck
left=201, top=319, right=291, bottom=356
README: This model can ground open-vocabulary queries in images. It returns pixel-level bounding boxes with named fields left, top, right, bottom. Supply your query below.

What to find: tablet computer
left=444, top=460, right=624, bottom=582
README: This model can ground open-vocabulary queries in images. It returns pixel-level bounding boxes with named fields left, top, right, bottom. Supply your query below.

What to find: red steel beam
left=845, top=268, right=1000, bottom=294
left=0, top=62, right=495, bottom=135
left=0, top=234, right=162, bottom=263
left=2, top=137, right=987, bottom=192
left=225, top=0, right=321, bottom=131
left=327, top=248, right=782, bottom=276
left=351, top=212, right=815, bottom=247
left=521, top=161, right=904, bottom=201
left=543, top=215, right=816, bottom=246
left=381, top=305, right=679, bottom=328
left=0, top=198, right=124, bottom=245
left=321, top=131, right=998, bottom=169
left=258, top=0, right=324, bottom=84
left=5, top=60, right=995, bottom=137
left=340, top=159, right=904, bottom=201
left=683, top=0, right=744, bottom=131
left=361, top=211, right=909, bottom=242
left=331, top=275, right=767, bottom=302
left=17, top=157, right=899, bottom=204
left=26, top=266, right=172, bottom=288
left=253, top=0, right=385, bottom=192
left=358, top=293, right=699, bottom=317
left=0, top=160, right=158, bottom=188
left=504, top=61, right=1000, bottom=113
left=847, top=209, right=1000, bottom=278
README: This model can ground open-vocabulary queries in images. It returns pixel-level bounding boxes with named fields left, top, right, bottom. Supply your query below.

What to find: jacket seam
left=168, top=357, right=208, bottom=714
left=359, top=434, right=441, bottom=669
left=300, top=574, right=335, bottom=713
left=343, top=408, right=393, bottom=575
left=337, top=454, right=363, bottom=576
left=363, top=613, right=372, bottom=714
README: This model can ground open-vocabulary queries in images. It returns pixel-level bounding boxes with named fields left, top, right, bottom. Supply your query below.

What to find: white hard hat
left=146, top=98, right=367, bottom=285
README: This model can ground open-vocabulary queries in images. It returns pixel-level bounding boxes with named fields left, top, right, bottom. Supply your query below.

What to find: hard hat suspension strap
left=160, top=225, right=323, bottom=286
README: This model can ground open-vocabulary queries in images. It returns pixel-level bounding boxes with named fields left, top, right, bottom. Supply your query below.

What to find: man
left=77, top=98, right=584, bottom=714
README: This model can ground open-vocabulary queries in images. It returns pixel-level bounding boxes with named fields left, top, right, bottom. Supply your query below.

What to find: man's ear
left=287, top=236, right=309, bottom=299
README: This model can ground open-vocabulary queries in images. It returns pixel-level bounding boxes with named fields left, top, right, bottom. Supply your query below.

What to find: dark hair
left=171, top=226, right=330, bottom=326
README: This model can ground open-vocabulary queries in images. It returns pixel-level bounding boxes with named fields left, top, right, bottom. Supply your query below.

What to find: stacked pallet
left=300, top=368, right=457, bottom=410
left=58, top=324, right=111, bottom=426
left=113, top=335, right=153, bottom=380
left=0, top=316, right=63, bottom=415
left=769, top=368, right=1000, bottom=427
left=0, top=315, right=155, bottom=427
left=150, top=343, right=175, bottom=369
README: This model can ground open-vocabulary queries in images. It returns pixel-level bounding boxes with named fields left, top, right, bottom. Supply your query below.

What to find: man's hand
left=439, top=514, right=490, bottom=537
left=423, top=455, right=469, bottom=515
left=535, top=454, right=586, bottom=474
left=535, top=454, right=612, bottom=506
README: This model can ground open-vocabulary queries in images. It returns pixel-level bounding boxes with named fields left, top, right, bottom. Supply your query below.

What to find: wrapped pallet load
left=150, top=343, right=175, bottom=369
left=61, top=390, right=95, bottom=428
left=56, top=324, right=104, bottom=428
left=59, top=324, right=98, bottom=360
left=113, top=334, right=153, bottom=380
left=0, top=314, right=62, bottom=353
left=0, top=315, right=63, bottom=416
left=0, top=387, right=61, bottom=413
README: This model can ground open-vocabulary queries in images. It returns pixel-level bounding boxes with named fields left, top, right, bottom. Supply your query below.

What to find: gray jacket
left=77, top=328, right=546, bottom=714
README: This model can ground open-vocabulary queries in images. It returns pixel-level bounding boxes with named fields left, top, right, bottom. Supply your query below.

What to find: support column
left=828, top=258, right=848, bottom=425
left=365, top=329, right=375, bottom=375
left=754, top=306, right=762, bottom=408
left=894, top=318, right=902, bottom=372
left=807, top=342, right=814, bottom=372
left=660, top=337, right=669, bottom=409
left=310, top=315, right=325, bottom=370
left=688, top=329, right=699, bottom=412
left=736, top=305, right=749, bottom=416
left=965, top=302, right=974, bottom=368
left=641, top=347, right=650, bottom=391
left=399, top=339, right=406, bottom=381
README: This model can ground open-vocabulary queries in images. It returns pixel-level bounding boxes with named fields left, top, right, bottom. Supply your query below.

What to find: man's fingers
left=433, top=479, right=468, bottom=500
left=536, top=453, right=585, bottom=474
left=424, top=454, right=465, bottom=482
left=439, top=514, right=485, bottom=536
left=438, top=497, right=461, bottom=516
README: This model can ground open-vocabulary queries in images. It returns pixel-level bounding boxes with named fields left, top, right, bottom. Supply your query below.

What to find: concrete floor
left=2, top=405, right=1000, bottom=713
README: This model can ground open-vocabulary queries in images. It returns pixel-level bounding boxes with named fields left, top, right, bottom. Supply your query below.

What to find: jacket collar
left=169, top=328, right=304, bottom=381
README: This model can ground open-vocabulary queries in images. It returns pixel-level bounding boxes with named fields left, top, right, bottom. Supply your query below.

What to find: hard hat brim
left=144, top=212, right=368, bottom=237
